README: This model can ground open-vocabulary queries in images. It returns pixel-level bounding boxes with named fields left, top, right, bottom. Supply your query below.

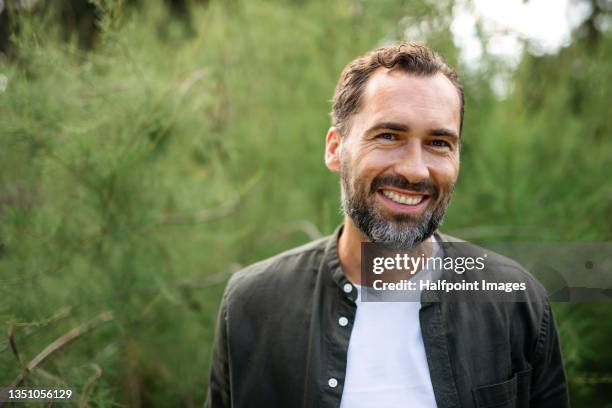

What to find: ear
left=324, top=127, right=342, bottom=173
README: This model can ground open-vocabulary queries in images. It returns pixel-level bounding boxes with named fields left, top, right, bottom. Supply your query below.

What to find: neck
left=337, top=216, right=435, bottom=285
left=337, top=216, right=367, bottom=285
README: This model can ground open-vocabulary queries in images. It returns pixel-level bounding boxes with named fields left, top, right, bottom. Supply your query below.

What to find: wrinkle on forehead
left=356, top=68, right=461, bottom=134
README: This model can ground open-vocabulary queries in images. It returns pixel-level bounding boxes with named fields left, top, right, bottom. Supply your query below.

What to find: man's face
left=326, top=69, right=461, bottom=249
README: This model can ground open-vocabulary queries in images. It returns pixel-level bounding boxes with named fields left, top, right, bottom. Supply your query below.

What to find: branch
left=0, top=307, right=73, bottom=354
left=159, top=192, right=240, bottom=225
left=79, top=364, right=103, bottom=408
left=7, top=312, right=114, bottom=389
left=155, top=173, right=261, bottom=226
left=7, top=323, right=21, bottom=365
left=275, top=220, right=322, bottom=240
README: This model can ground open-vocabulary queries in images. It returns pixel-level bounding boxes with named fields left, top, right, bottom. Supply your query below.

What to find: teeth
left=382, top=190, right=425, bottom=205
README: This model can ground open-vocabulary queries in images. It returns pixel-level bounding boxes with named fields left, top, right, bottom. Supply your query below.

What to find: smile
left=380, top=189, right=427, bottom=206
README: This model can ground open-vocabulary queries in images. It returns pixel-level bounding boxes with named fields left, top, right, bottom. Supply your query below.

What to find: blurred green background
left=0, top=0, right=610, bottom=406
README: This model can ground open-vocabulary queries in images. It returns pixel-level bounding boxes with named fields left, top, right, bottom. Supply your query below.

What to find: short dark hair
left=331, top=42, right=464, bottom=136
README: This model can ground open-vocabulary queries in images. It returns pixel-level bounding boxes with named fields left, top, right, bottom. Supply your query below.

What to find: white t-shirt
left=339, top=241, right=439, bottom=408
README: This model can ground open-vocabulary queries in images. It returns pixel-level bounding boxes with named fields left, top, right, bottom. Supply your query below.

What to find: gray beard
left=340, top=170, right=453, bottom=250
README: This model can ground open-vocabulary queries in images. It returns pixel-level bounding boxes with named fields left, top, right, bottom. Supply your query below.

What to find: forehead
left=356, top=68, right=461, bottom=132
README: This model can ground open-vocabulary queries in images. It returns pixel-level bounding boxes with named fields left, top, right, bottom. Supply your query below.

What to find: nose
left=392, top=140, right=430, bottom=184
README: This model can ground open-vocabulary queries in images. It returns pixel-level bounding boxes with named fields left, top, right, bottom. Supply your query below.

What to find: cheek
left=344, top=146, right=379, bottom=177
left=429, top=155, right=459, bottom=189
left=353, top=146, right=395, bottom=175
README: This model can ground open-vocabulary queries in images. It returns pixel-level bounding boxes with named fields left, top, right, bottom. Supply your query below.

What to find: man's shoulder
left=224, top=234, right=332, bottom=300
left=437, top=231, right=548, bottom=300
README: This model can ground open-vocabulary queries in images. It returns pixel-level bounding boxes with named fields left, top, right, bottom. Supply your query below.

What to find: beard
left=340, top=161, right=454, bottom=250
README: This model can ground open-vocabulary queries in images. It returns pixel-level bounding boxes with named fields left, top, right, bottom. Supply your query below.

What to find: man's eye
left=376, top=133, right=397, bottom=141
left=430, top=139, right=451, bottom=148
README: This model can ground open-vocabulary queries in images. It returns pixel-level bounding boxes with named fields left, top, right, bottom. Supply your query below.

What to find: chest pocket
left=472, top=367, right=532, bottom=408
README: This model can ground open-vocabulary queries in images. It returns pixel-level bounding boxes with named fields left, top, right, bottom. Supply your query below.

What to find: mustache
left=370, top=174, right=438, bottom=197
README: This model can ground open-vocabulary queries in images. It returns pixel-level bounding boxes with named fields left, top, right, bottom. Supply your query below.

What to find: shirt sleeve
left=530, top=301, right=569, bottom=407
left=204, top=290, right=231, bottom=408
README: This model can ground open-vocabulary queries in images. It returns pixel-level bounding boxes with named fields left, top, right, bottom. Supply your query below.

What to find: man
left=205, top=43, right=569, bottom=408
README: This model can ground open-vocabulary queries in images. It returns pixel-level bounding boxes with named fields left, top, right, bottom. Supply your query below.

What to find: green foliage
left=0, top=0, right=610, bottom=405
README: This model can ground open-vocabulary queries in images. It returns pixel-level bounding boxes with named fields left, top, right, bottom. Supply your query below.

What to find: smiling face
left=325, top=68, right=461, bottom=249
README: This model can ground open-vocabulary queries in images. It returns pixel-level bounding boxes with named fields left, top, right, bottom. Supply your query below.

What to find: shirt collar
left=324, top=224, right=359, bottom=303
left=324, top=224, right=446, bottom=304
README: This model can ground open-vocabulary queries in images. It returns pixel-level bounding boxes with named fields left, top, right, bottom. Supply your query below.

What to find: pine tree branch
left=7, top=312, right=114, bottom=389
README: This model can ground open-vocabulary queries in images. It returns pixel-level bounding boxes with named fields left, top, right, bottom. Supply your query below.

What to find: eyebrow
left=366, top=122, right=410, bottom=134
left=366, top=122, right=460, bottom=140
left=429, top=128, right=460, bottom=141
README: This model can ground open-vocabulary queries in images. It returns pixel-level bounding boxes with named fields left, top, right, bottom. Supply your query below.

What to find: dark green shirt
left=205, top=226, right=568, bottom=408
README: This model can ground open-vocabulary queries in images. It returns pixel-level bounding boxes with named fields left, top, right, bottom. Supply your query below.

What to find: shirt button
left=343, top=283, right=353, bottom=293
left=328, top=378, right=338, bottom=388
left=338, top=316, right=349, bottom=327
